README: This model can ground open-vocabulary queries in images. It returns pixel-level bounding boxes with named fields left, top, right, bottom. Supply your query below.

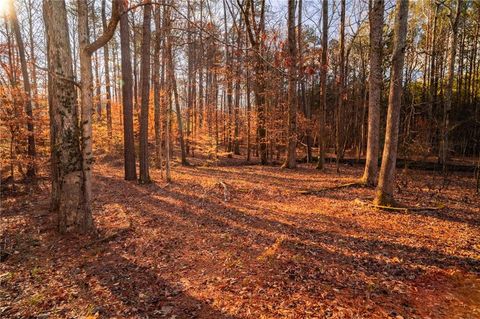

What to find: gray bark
left=374, top=0, right=409, bottom=206
left=361, top=0, right=384, bottom=185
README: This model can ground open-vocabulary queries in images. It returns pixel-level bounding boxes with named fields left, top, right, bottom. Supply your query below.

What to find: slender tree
left=102, top=0, right=113, bottom=139
left=336, top=0, right=346, bottom=173
left=361, top=0, right=384, bottom=185
left=153, top=6, right=163, bottom=169
left=374, top=0, right=409, bottom=206
left=440, top=0, right=463, bottom=171
left=283, top=0, right=297, bottom=169
left=240, top=0, right=268, bottom=165
left=317, top=0, right=328, bottom=170
left=120, top=0, right=137, bottom=180
left=8, top=0, right=36, bottom=178
left=138, top=2, right=153, bottom=184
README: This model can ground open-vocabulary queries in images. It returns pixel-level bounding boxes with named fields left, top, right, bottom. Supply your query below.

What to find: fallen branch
left=83, top=227, right=130, bottom=249
left=300, top=182, right=364, bottom=195
left=354, top=198, right=445, bottom=212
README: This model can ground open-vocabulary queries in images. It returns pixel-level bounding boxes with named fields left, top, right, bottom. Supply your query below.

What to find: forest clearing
left=1, top=0, right=480, bottom=318
left=2, top=153, right=480, bottom=318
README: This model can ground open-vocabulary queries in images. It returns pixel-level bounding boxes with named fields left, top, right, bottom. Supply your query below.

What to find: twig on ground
left=83, top=227, right=131, bottom=249
left=354, top=198, right=444, bottom=212
left=300, top=182, right=364, bottom=195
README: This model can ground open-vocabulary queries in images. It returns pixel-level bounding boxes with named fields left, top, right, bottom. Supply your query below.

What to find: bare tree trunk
left=374, top=0, right=409, bottom=206
left=44, top=0, right=92, bottom=233
left=233, top=17, right=243, bottom=156
left=77, top=0, right=94, bottom=216
left=440, top=0, right=463, bottom=171
left=298, top=0, right=311, bottom=162
left=336, top=0, right=346, bottom=173
left=138, top=2, right=152, bottom=184
left=153, top=6, right=163, bottom=169
left=428, top=3, right=440, bottom=148
left=101, top=0, right=113, bottom=139
left=9, top=0, right=36, bottom=178
left=246, top=66, right=252, bottom=162
left=241, top=0, right=267, bottom=164
left=120, top=0, right=137, bottom=180
left=90, top=3, right=102, bottom=120
left=317, top=0, right=328, bottom=170
left=361, top=0, right=384, bottom=185
left=167, top=39, right=188, bottom=165
left=164, top=3, right=172, bottom=182
left=283, top=0, right=297, bottom=169
left=26, top=0, right=39, bottom=108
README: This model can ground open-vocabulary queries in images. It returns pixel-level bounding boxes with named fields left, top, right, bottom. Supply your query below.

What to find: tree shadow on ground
left=96, top=174, right=480, bottom=275
left=79, top=254, right=237, bottom=319
left=91, top=174, right=480, bottom=317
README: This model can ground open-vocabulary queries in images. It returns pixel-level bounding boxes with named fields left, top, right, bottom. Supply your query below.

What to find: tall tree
left=77, top=0, right=95, bottom=208
left=317, top=0, right=328, bottom=170
left=240, top=0, right=268, bottom=165
left=120, top=0, right=137, bottom=181
left=102, top=0, right=113, bottom=139
left=138, top=2, right=153, bottom=184
left=153, top=6, right=163, bottom=169
left=440, top=0, right=463, bottom=171
left=43, top=0, right=92, bottom=233
left=336, top=0, right=346, bottom=173
left=8, top=0, right=36, bottom=178
left=361, top=0, right=384, bottom=185
left=167, top=37, right=189, bottom=166
left=283, top=0, right=297, bottom=169
left=77, top=0, right=121, bottom=212
left=374, top=0, right=409, bottom=206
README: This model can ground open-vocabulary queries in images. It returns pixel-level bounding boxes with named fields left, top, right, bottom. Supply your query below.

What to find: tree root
left=300, top=182, right=365, bottom=195
left=354, top=198, right=444, bottom=212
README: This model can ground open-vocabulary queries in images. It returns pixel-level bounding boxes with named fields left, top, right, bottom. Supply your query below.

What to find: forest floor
left=1, top=154, right=480, bottom=319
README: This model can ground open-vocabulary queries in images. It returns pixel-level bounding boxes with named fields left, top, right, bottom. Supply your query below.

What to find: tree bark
left=440, top=0, right=463, bottom=171
left=120, top=0, right=137, bottom=180
left=317, top=0, right=328, bottom=170
left=44, top=0, right=92, bottom=233
left=77, top=0, right=94, bottom=216
left=283, top=0, right=297, bottom=169
left=101, top=0, right=113, bottom=139
left=138, top=2, right=152, bottom=184
left=167, top=36, right=188, bottom=166
left=240, top=0, right=267, bottom=165
left=336, top=0, right=346, bottom=173
left=9, top=0, right=36, bottom=178
left=374, top=0, right=409, bottom=206
left=153, top=6, right=163, bottom=169
left=361, top=0, right=384, bottom=185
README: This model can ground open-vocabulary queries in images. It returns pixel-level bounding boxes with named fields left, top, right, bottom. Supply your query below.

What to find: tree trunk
left=9, top=0, right=36, bottom=178
left=317, top=0, right=328, bottom=170
left=283, top=0, right=297, bottom=169
left=101, top=0, right=113, bottom=139
left=167, top=39, right=188, bottom=166
left=77, top=0, right=94, bottom=217
left=44, top=0, right=92, bottom=233
left=138, top=2, right=152, bottom=184
left=361, top=0, right=384, bottom=185
left=440, top=0, right=463, bottom=171
left=374, top=0, right=409, bottom=206
left=120, top=0, right=137, bottom=180
left=153, top=6, right=163, bottom=169
left=336, top=0, right=346, bottom=173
